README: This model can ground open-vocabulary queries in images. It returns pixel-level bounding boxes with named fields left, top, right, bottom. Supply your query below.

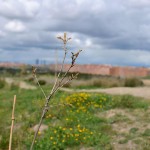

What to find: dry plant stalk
left=9, top=95, right=16, bottom=150
left=30, top=33, right=82, bottom=150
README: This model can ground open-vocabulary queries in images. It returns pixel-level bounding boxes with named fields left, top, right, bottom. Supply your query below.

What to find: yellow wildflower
left=70, top=128, right=73, bottom=131
left=54, top=130, right=57, bottom=133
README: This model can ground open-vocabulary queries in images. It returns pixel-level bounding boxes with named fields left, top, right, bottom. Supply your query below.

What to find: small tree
left=30, top=33, right=82, bottom=149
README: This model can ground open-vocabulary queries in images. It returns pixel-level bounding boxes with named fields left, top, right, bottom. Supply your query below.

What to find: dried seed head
left=64, top=33, right=66, bottom=40
left=63, top=32, right=67, bottom=44
left=57, top=36, right=63, bottom=40
left=70, top=72, right=79, bottom=80
left=32, top=66, right=37, bottom=77
left=67, top=37, right=71, bottom=41
left=57, top=33, right=71, bottom=45
left=73, top=50, right=82, bottom=57
left=71, top=50, right=82, bottom=66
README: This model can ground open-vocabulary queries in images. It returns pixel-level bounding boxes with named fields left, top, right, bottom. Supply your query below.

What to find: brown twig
left=54, top=72, right=79, bottom=93
left=32, top=66, right=47, bottom=100
left=9, top=95, right=16, bottom=150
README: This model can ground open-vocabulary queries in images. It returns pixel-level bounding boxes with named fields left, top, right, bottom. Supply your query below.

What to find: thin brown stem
left=54, top=72, right=79, bottom=93
left=9, top=95, right=16, bottom=150
left=30, top=109, right=46, bottom=150
left=30, top=94, right=53, bottom=150
left=34, top=75, right=47, bottom=100
left=51, top=44, right=67, bottom=94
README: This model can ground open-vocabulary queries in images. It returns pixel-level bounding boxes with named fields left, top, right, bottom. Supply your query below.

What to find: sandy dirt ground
left=96, top=108, right=150, bottom=150
left=5, top=77, right=36, bottom=90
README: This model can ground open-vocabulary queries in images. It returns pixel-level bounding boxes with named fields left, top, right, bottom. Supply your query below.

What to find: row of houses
left=0, top=62, right=149, bottom=77
left=0, top=62, right=24, bottom=68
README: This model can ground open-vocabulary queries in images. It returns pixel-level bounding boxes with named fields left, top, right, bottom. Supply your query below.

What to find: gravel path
left=60, top=87, right=150, bottom=99
left=5, top=77, right=150, bottom=99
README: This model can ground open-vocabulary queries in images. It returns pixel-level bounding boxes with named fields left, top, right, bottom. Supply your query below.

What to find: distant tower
left=35, top=59, right=39, bottom=65
left=43, top=60, right=46, bottom=65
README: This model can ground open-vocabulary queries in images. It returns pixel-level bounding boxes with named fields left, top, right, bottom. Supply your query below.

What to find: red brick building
left=50, top=64, right=150, bottom=77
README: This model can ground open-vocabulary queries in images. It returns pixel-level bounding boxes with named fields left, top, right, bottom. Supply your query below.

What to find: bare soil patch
left=97, top=108, right=150, bottom=150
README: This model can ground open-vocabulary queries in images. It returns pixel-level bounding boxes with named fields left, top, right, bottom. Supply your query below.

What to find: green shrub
left=72, top=76, right=144, bottom=89
left=63, top=82, right=71, bottom=88
left=124, top=78, right=143, bottom=87
left=38, top=80, right=46, bottom=85
left=142, top=129, right=150, bottom=136
left=72, top=76, right=124, bottom=89
left=111, top=95, right=134, bottom=108
left=10, top=83, right=19, bottom=91
left=0, top=78, right=5, bottom=89
left=111, top=95, right=148, bottom=109
left=92, top=79, right=102, bottom=87
left=27, top=77, right=34, bottom=82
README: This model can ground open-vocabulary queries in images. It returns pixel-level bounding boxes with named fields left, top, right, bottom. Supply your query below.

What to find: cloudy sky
left=1, top=0, right=150, bottom=66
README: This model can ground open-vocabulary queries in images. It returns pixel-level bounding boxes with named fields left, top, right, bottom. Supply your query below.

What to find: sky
left=1, top=0, right=150, bottom=66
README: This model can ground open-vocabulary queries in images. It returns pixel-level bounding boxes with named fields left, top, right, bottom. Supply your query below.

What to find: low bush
left=72, top=77, right=124, bottom=88
left=10, top=83, right=19, bottom=91
left=38, top=79, right=46, bottom=85
left=0, top=78, right=5, bottom=89
left=111, top=95, right=148, bottom=109
left=71, top=76, right=144, bottom=89
left=27, top=77, right=34, bottom=82
left=92, top=79, right=102, bottom=87
left=111, top=95, right=136, bottom=108
left=124, top=78, right=143, bottom=87
left=25, top=92, right=112, bottom=149
left=62, top=82, right=71, bottom=88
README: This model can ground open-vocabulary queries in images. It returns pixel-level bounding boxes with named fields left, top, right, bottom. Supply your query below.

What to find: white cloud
left=0, top=0, right=150, bottom=66
left=85, top=39, right=92, bottom=47
left=4, top=20, right=26, bottom=32
left=129, top=0, right=150, bottom=7
left=81, top=47, right=150, bottom=66
left=0, top=30, right=6, bottom=37
left=21, top=0, right=41, bottom=17
left=0, top=0, right=41, bottom=19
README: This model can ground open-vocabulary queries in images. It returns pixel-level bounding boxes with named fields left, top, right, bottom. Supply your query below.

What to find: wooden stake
left=9, top=95, right=16, bottom=150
